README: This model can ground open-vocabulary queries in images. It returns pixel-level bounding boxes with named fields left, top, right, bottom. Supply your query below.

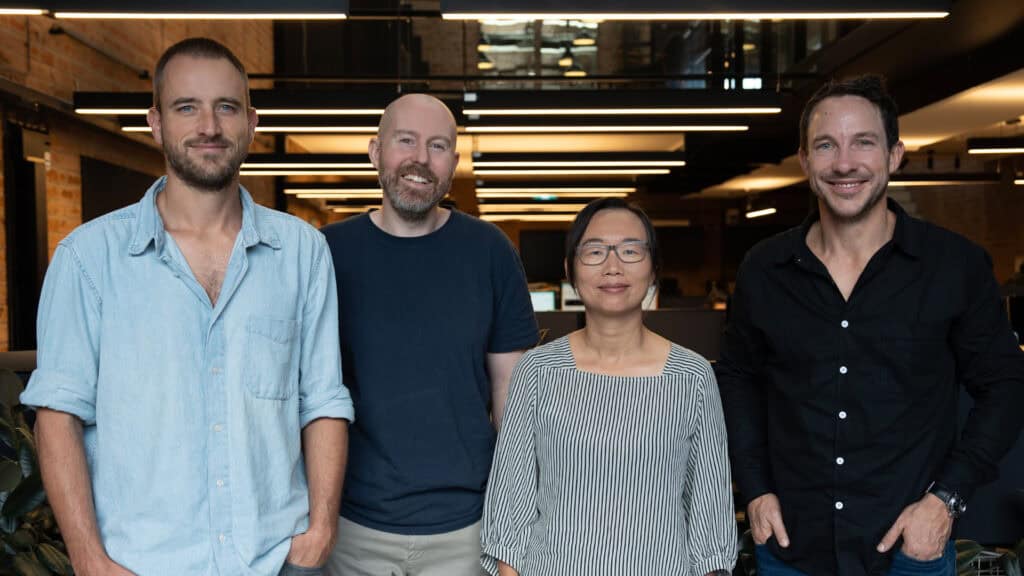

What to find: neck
left=813, top=197, right=894, bottom=260
left=579, top=311, right=647, bottom=359
left=371, top=202, right=449, bottom=237
left=158, top=172, right=242, bottom=233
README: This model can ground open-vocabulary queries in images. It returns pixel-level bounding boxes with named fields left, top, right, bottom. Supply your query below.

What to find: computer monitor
left=530, top=290, right=558, bottom=312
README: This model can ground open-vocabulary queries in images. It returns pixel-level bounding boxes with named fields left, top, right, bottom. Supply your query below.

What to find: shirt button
left=213, top=424, right=223, bottom=432
left=835, top=501, right=844, bottom=510
left=218, top=533, right=226, bottom=543
left=216, top=479, right=224, bottom=487
left=839, top=366, right=848, bottom=375
left=838, top=410, right=848, bottom=419
left=841, top=320, right=849, bottom=328
left=836, top=457, right=845, bottom=465
left=211, top=367, right=223, bottom=374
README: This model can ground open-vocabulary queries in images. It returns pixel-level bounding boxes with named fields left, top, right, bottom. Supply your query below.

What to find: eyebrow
left=169, top=97, right=244, bottom=108
left=393, top=130, right=452, bottom=146
left=581, top=237, right=645, bottom=244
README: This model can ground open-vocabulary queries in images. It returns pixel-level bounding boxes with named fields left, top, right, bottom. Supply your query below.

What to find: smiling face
left=571, top=208, right=655, bottom=317
left=369, top=95, right=459, bottom=222
left=147, top=55, right=256, bottom=193
left=799, top=95, right=904, bottom=224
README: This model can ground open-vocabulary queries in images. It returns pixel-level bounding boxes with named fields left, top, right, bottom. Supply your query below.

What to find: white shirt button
left=839, top=366, right=848, bottom=375
left=835, top=501, right=844, bottom=510
left=218, top=533, right=226, bottom=543
left=216, top=479, right=224, bottom=487
left=838, top=411, right=848, bottom=419
left=841, top=320, right=849, bottom=328
left=836, top=457, right=845, bottom=465
left=213, top=424, right=223, bottom=432
left=211, top=367, right=223, bottom=374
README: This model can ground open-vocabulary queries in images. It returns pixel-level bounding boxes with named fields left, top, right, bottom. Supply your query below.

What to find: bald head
left=378, top=94, right=457, bottom=145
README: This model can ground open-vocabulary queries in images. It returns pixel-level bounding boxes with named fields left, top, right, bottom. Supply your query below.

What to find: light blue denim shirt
left=21, top=177, right=354, bottom=576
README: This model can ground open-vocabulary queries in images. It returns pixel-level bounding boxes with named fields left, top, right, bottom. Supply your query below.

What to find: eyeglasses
left=577, top=241, right=650, bottom=265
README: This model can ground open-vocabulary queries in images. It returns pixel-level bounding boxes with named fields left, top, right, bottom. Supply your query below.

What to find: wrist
left=926, top=481, right=967, bottom=519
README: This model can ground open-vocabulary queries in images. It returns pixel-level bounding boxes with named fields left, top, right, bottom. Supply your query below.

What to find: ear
left=798, top=147, right=810, bottom=176
left=368, top=137, right=381, bottom=170
left=247, top=106, right=259, bottom=141
left=888, top=140, right=905, bottom=173
left=147, top=107, right=163, bottom=146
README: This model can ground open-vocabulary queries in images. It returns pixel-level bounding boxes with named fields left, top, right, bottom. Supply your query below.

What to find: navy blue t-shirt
left=322, top=210, right=539, bottom=535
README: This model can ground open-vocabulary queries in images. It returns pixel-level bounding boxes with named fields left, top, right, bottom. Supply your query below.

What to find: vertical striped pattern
left=481, top=336, right=737, bottom=576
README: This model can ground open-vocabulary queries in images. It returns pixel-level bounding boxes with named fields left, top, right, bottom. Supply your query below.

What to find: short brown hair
left=800, top=74, right=899, bottom=152
left=153, top=37, right=248, bottom=109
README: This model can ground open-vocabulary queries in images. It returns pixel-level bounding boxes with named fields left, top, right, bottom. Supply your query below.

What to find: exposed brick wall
left=911, top=178, right=1024, bottom=283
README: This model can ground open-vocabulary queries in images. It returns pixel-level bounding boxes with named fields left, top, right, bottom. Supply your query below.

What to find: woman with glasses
left=480, top=198, right=736, bottom=576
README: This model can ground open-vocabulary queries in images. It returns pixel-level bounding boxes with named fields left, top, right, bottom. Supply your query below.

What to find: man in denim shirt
left=20, top=38, right=353, bottom=576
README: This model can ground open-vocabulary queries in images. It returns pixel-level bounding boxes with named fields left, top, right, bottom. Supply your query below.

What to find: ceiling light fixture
left=443, top=12, right=950, bottom=21
left=476, top=187, right=634, bottom=198
left=745, top=207, right=777, bottom=219
left=473, top=160, right=684, bottom=168
left=121, top=126, right=378, bottom=134
left=563, top=63, right=587, bottom=77
left=295, top=192, right=383, bottom=199
left=466, top=125, right=747, bottom=133
left=558, top=46, right=574, bottom=67
left=0, top=8, right=45, bottom=15
left=462, top=106, right=780, bottom=115
left=480, top=214, right=577, bottom=222
left=242, top=163, right=374, bottom=169
left=477, top=204, right=587, bottom=213
left=474, top=168, right=670, bottom=176
left=239, top=170, right=379, bottom=176
left=966, top=137, right=1024, bottom=155
left=55, top=12, right=348, bottom=19
left=573, top=31, right=596, bottom=46
left=332, top=206, right=379, bottom=214
left=478, top=52, right=496, bottom=71
left=77, top=107, right=384, bottom=116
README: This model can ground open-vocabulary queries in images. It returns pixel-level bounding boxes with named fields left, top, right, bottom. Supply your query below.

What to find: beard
left=379, top=161, right=451, bottom=222
left=164, top=136, right=248, bottom=192
left=811, top=172, right=888, bottom=225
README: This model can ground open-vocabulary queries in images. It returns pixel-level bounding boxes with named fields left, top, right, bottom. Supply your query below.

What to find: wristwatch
left=927, top=481, right=967, bottom=519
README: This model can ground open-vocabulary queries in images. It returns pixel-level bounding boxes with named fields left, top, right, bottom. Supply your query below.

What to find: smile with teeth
left=402, top=174, right=431, bottom=184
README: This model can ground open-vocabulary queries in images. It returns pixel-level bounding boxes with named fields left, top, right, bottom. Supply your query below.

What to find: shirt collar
left=773, top=196, right=921, bottom=264
left=128, top=176, right=282, bottom=256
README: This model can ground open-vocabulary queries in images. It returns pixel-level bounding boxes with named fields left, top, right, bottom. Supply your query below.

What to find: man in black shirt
left=716, top=75, right=1024, bottom=576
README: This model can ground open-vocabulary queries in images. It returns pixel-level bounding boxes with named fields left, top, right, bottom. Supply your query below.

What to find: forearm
left=302, top=417, right=349, bottom=531
left=34, top=408, right=110, bottom=573
left=498, top=560, right=519, bottom=576
left=488, top=350, right=525, bottom=431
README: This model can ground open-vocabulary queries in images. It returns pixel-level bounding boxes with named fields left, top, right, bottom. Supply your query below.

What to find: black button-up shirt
left=716, top=199, right=1024, bottom=576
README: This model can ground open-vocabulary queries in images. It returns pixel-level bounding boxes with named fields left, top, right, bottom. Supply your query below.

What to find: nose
left=413, top=141, right=429, bottom=165
left=602, top=248, right=625, bottom=275
left=196, top=106, right=221, bottom=137
left=833, top=143, right=854, bottom=174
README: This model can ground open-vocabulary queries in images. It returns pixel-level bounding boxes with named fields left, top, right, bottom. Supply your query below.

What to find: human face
left=147, top=55, right=257, bottom=193
left=799, top=95, right=904, bottom=224
left=369, top=97, right=458, bottom=222
left=571, top=209, right=655, bottom=317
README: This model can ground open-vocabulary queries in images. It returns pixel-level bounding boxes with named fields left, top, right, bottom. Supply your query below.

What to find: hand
left=877, top=494, right=952, bottom=560
left=747, top=493, right=790, bottom=547
left=286, top=524, right=337, bottom=568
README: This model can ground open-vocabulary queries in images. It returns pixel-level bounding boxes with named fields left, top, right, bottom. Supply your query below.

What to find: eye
left=430, top=141, right=449, bottom=152
left=854, top=138, right=876, bottom=148
left=218, top=103, right=238, bottom=113
left=621, top=246, right=641, bottom=257
left=582, top=246, right=605, bottom=257
left=815, top=141, right=833, bottom=151
left=398, top=136, right=415, bottom=146
left=177, top=104, right=195, bottom=113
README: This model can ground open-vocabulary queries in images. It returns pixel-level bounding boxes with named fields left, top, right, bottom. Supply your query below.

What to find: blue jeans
left=755, top=541, right=955, bottom=576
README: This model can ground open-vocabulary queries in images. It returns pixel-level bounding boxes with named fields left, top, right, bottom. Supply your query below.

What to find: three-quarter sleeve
left=480, top=352, right=540, bottom=575
left=684, top=361, right=738, bottom=576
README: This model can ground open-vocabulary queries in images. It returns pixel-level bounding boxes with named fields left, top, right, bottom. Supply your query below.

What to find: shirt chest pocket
left=244, top=315, right=300, bottom=400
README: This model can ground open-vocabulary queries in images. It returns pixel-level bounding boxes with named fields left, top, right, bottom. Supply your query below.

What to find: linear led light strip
left=478, top=204, right=587, bottom=213
left=967, top=147, right=1024, bottom=155
left=240, top=170, right=379, bottom=176
left=745, top=208, right=777, bottom=219
left=1016, top=179, right=1024, bottom=186
left=0, top=9, right=44, bottom=14
left=55, top=12, right=347, bottom=19
left=477, top=187, right=634, bottom=198
left=294, top=192, right=384, bottom=200
left=242, top=163, right=374, bottom=169
left=444, top=12, right=948, bottom=21
left=77, top=108, right=384, bottom=115
left=474, top=160, right=684, bottom=168
left=889, top=180, right=997, bottom=187
left=466, top=125, right=747, bottom=133
left=475, top=169, right=669, bottom=176
left=285, top=188, right=381, bottom=194
left=481, top=214, right=577, bottom=222
left=332, top=206, right=379, bottom=214
left=122, top=126, right=377, bottom=133
left=464, top=107, right=781, bottom=115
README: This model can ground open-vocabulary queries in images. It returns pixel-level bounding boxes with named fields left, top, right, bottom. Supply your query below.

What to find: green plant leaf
left=0, top=419, right=16, bottom=453
left=1003, top=550, right=1023, bottom=576
left=0, top=370, right=25, bottom=414
left=11, top=551, right=50, bottom=576
left=956, top=539, right=983, bottom=572
left=1, top=472, right=45, bottom=520
left=0, top=461, right=22, bottom=492
left=8, top=528, right=36, bottom=551
left=36, top=543, right=71, bottom=576
left=17, top=443, right=34, bottom=479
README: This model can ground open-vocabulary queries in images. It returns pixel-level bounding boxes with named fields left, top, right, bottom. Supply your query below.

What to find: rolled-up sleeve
left=480, top=353, right=539, bottom=575
left=297, top=238, right=354, bottom=427
left=685, top=362, right=738, bottom=576
left=21, top=243, right=101, bottom=424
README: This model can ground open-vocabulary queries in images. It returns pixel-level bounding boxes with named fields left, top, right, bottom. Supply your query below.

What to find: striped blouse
left=480, top=335, right=737, bottom=576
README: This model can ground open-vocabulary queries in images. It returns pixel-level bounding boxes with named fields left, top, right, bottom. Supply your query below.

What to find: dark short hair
left=153, top=37, right=248, bottom=109
left=799, top=74, right=899, bottom=152
left=565, top=198, right=661, bottom=288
